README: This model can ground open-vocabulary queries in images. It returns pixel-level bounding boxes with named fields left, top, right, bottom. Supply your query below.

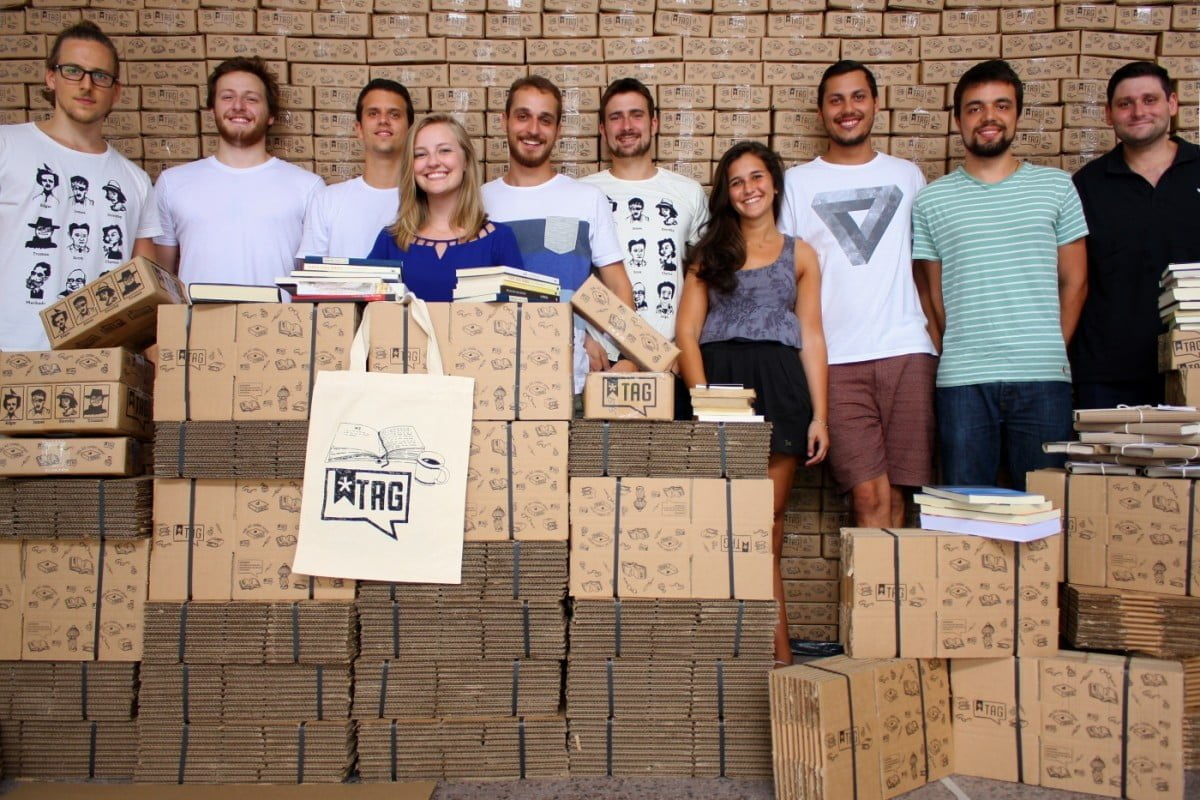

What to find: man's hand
left=583, top=333, right=608, bottom=372
left=608, top=358, right=638, bottom=373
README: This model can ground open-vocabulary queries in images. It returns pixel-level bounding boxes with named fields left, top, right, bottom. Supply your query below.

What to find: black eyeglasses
left=53, top=64, right=117, bottom=88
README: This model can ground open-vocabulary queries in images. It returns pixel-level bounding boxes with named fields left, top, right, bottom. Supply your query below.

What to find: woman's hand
left=805, top=418, right=829, bottom=466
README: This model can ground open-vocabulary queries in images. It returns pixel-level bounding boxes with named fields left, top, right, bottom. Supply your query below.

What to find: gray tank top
left=699, top=235, right=803, bottom=349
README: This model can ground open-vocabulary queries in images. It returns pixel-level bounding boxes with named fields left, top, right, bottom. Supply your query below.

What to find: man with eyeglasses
left=0, top=21, right=160, bottom=351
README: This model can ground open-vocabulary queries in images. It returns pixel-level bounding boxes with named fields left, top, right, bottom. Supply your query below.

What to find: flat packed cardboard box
left=582, top=372, right=673, bottom=421
left=1027, top=470, right=1200, bottom=597
left=1167, top=369, right=1200, bottom=406
left=841, top=527, right=1060, bottom=659
left=0, top=436, right=142, bottom=477
left=570, top=476, right=774, bottom=599
left=40, top=257, right=186, bottom=351
left=570, top=275, right=680, bottom=372
left=465, top=420, right=567, bottom=541
left=770, top=656, right=954, bottom=800
left=155, top=303, right=357, bottom=422
left=951, top=653, right=1185, bottom=799
left=149, top=478, right=354, bottom=601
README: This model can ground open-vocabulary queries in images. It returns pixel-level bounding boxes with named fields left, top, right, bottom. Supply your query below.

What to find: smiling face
left=355, top=88, right=410, bottom=158
left=726, top=153, right=777, bottom=223
left=1108, top=75, right=1177, bottom=149
left=412, top=122, right=467, bottom=200
left=958, top=80, right=1018, bottom=158
left=504, top=87, right=560, bottom=169
left=65, top=271, right=86, bottom=291
left=819, top=69, right=877, bottom=149
left=212, top=70, right=273, bottom=147
left=600, top=90, right=657, bottom=160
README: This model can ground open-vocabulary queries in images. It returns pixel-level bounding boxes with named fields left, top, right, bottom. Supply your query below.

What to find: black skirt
left=700, top=339, right=813, bottom=455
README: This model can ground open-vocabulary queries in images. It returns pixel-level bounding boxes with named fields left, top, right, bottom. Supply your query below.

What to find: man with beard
left=0, top=21, right=159, bottom=351
left=481, top=76, right=636, bottom=395
left=914, top=60, right=1088, bottom=490
left=779, top=61, right=937, bottom=527
left=1070, top=62, right=1200, bottom=408
left=154, top=57, right=322, bottom=285
left=298, top=79, right=412, bottom=258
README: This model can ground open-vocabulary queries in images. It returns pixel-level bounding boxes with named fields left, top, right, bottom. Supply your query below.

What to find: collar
left=1106, top=136, right=1200, bottom=175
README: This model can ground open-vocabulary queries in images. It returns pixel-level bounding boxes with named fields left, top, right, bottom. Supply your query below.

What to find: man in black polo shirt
left=1070, top=61, right=1200, bottom=408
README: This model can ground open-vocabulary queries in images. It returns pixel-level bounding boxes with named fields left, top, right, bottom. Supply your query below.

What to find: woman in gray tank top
left=675, top=141, right=829, bottom=666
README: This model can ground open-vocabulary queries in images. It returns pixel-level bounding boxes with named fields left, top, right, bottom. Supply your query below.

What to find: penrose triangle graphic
left=811, top=185, right=903, bottom=266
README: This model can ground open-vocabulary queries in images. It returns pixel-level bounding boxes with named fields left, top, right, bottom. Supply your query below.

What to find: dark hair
left=657, top=280, right=674, bottom=295
left=355, top=78, right=414, bottom=125
left=954, top=59, right=1024, bottom=118
left=505, top=75, right=562, bottom=121
left=692, top=141, right=785, bottom=295
left=44, top=21, right=120, bottom=105
left=818, top=60, right=878, bottom=106
left=600, top=77, right=656, bottom=119
left=206, top=57, right=281, bottom=119
left=1107, top=60, right=1173, bottom=105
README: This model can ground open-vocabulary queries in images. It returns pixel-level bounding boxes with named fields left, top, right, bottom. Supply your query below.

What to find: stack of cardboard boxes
left=781, top=465, right=850, bottom=644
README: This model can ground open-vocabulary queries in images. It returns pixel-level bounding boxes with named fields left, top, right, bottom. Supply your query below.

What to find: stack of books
left=1159, top=262, right=1200, bottom=331
left=688, top=384, right=761, bottom=423
left=453, top=266, right=559, bottom=303
left=1044, top=406, right=1200, bottom=476
left=277, top=256, right=404, bottom=301
left=187, top=283, right=282, bottom=303
left=914, top=485, right=1062, bottom=542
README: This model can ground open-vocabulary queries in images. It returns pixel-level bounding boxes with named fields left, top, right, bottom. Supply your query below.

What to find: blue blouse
left=366, top=222, right=525, bottom=301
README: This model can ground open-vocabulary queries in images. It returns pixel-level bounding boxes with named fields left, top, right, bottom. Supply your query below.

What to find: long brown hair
left=388, top=114, right=487, bottom=250
left=691, top=140, right=785, bottom=294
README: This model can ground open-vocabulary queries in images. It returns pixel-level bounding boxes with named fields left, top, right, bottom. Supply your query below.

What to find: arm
left=794, top=240, right=829, bottom=466
left=674, top=265, right=709, bottom=390
left=155, top=244, right=180, bottom=275
left=133, top=237, right=157, bottom=261
left=1057, top=237, right=1088, bottom=344
left=914, top=259, right=944, bottom=352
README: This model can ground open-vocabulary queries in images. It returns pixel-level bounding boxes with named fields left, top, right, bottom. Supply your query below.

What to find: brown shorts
left=826, top=353, right=936, bottom=493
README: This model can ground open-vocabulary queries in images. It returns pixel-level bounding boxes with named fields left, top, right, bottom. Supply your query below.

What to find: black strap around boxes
left=724, top=479, right=736, bottom=599
left=178, top=305, right=194, bottom=474
left=177, top=603, right=189, bottom=663
left=506, top=425, right=517, bottom=542
left=80, top=662, right=89, bottom=719
left=316, top=665, right=325, bottom=721
left=611, top=477, right=622, bottom=597
left=606, top=658, right=615, bottom=718
left=605, top=717, right=614, bottom=777
left=291, top=602, right=302, bottom=663
left=521, top=600, right=531, bottom=659
left=808, top=663, right=859, bottom=800
left=181, top=663, right=191, bottom=724
left=517, top=717, right=527, bottom=779
left=716, top=659, right=727, bottom=778
left=304, top=306, right=318, bottom=417
left=91, top=532, right=107, bottom=662
left=1119, top=656, right=1132, bottom=798
left=377, top=660, right=390, bottom=719
left=1012, top=658, right=1024, bottom=784
left=389, top=586, right=401, bottom=660
left=96, top=479, right=106, bottom=539
left=185, top=479, right=197, bottom=601
left=732, top=600, right=745, bottom=658
left=600, top=422, right=610, bottom=476
left=882, top=529, right=903, bottom=656
left=915, top=660, right=932, bottom=782
left=401, top=304, right=410, bottom=374
left=511, top=539, right=521, bottom=598
left=87, top=720, right=98, bottom=779
left=296, top=721, right=307, bottom=784
left=1012, top=546, right=1022, bottom=658
left=717, top=423, right=729, bottom=478
left=1187, top=486, right=1197, bottom=597
left=177, top=721, right=190, bottom=784
left=511, top=659, right=521, bottom=717
left=511, top=308, right=523, bottom=418
left=612, top=598, right=623, bottom=658
left=1062, top=474, right=1071, bottom=579
left=389, top=719, right=398, bottom=782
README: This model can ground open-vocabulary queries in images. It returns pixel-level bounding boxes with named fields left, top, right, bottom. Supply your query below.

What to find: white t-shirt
left=154, top=156, right=323, bottom=287
left=581, top=167, right=709, bottom=353
left=0, top=122, right=162, bottom=351
left=779, top=153, right=936, bottom=364
left=296, top=176, right=399, bottom=259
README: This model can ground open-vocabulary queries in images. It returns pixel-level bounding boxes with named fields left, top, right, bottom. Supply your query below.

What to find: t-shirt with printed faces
left=0, top=122, right=162, bottom=351
left=297, top=176, right=400, bottom=259
left=778, top=153, right=936, bottom=365
left=581, top=167, right=709, bottom=356
left=155, top=156, right=324, bottom=287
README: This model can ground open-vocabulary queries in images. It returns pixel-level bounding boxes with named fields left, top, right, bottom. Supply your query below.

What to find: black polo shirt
left=1070, top=136, right=1200, bottom=384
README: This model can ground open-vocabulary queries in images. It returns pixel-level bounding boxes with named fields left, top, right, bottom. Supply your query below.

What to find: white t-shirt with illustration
left=155, top=156, right=323, bottom=287
left=0, top=122, right=162, bottom=351
left=779, top=152, right=936, bottom=365
left=297, top=176, right=399, bottom=259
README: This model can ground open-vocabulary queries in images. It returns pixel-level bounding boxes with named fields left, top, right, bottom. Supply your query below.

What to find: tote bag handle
left=349, top=293, right=445, bottom=376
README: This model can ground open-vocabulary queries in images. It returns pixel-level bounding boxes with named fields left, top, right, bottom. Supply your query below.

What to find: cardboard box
left=1022, top=105, right=1064, bottom=130
left=657, top=84, right=715, bottom=110
left=570, top=476, right=774, bottom=599
left=1116, top=5, right=1171, bottom=33
left=464, top=420, right=568, bottom=540
left=1062, top=127, right=1115, bottom=153
left=782, top=579, right=838, bottom=603
left=19, top=537, right=150, bottom=661
left=892, top=109, right=950, bottom=134
left=1057, top=3, right=1116, bottom=30
left=255, top=9, right=312, bottom=35
left=289, top=63, right=369, bottom=87
left=0, top=437, right=142, bottom=477
left=950, top=653, right=1185, bottom=799
left=366, top=37, right=447, bottom=64
left=714, top=84, right=771, bottom=111
left=1158, top=330, right=1200, bottom=372
left=1161, top=31, right=1200, bottom=57
left=40, top=258, right=185, bottom=351
left=149, top=478, right=354, bottom=602
left=770, top=656, right=954, bottom=800
left=767, top=11, right=823, bottom=37
left=154, top=303, right=356, bottom=422
left=525, top=37, right=603, bottom=63
left=367, top=302, right=573, bottom=421
left=770, top=85, right=819, bottom=111
left=711, top=13, right=766, bottom=37
left=446, top=38, right=524, bottom=64
left=825, top=10, right=883, bottom=36
left=285, top=37, right=366, bottom=63
left=1081, top=30, right=1157, bottom=58
left=571, top=275, right=680, bottom=372
left=841, top=527, right=1061, bottom=659
left=197, top=9, right=256, bottom=34
left=839, top=37, right=918, bottom=62
left=761, top=35, right=843, bottom=62
left=685, top=60, right=762, bottom=85
left=884, top=10, right=941, bottom=36
left=371, top=12, right=428, bottom=36
left=608, top=61, right=685, bottom=85
left=603, top=35, right=682, bottom=62
left=486, top=11, right=541, bottom=37
left=582, top=372, right=673, bottom=421
left=888, top=84, right=947, bottom=110
left=998, top=6, right=1054, bottom=32
left=1026, top=470, right=1200, bottom=597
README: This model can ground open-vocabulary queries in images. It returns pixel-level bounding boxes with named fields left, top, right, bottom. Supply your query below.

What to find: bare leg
left=850, top=473, right=892, bottom=527
left=889, top=485, right=908, bottom=528
left=769, top=452, right=799, bottom=665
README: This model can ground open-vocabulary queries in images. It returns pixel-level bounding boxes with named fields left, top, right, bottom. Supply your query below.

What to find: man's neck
left=964, top=151, right=1020, bottom=184
left=1122, top=134, right=1177, bottom=187
left=362, top=153, right=401, bottom=189
left=215, top=140, right=271, bottom=169
left=36, top=114, right=106, bottom=155
left=609, top=155, right=656, bottom=181
left=822, top=142, right=876, bottom=166
left=504, top=161, right=556, bottom=187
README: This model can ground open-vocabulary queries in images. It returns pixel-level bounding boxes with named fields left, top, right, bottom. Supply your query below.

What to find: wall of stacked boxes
left=0, top=0, right=1195, bottom=188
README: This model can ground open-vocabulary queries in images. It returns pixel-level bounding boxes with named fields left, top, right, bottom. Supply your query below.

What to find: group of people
left=3, top=21, right=1198, bottom=665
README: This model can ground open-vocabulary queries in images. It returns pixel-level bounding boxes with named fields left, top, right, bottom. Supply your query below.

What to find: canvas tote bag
left=293, top=296, right=474, bottom=583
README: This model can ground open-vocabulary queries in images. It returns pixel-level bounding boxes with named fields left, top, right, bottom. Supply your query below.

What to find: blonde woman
left=368, top=113, right=524, bottom=300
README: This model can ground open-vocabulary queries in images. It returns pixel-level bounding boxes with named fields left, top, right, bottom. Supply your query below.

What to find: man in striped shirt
left=914, top=60, right=1088, bottom=491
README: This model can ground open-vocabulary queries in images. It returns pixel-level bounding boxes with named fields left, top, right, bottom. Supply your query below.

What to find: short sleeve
left=152, top=171, right=178, bottom=247
left=588, top=186, right=625, bottom=268
left=134, top=182, right=163, bottom=240
left=686, top=184, right=709, bottom=247
left=1054, top=175, right=1089, bottom=246
left=777, top=172, right=801, bottom=238
left=911, top=190, right=939, bottom=262
left=296, top=184, right=331, bottom=258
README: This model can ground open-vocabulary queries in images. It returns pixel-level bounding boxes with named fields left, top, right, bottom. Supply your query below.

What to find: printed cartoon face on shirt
left=656, top=199, right=678, bottom=226
left=102, top=180, right=127, bottom=213
left=67, top=223, right=90, bottom=255
left=32, top=164, right=59, bottom=206
left=102, top=225, right=123, bottom=261
left=25, top=216, right=59, bottom=249
left=657, top=238, right=678, bottom=272
left=59, top=269, right=87, bottom=297
left=26, top=262, right=51, bottom=300
left=69, top=175, right=93, bottom=208
left=627, top=197, right=645, bottom=223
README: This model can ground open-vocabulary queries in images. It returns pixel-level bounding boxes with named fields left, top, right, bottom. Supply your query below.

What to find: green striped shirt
left=913, top=163, right=1088, bottom=388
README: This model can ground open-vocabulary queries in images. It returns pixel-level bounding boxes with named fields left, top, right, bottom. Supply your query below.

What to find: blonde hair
left=388, top=113, right=487, bottom=250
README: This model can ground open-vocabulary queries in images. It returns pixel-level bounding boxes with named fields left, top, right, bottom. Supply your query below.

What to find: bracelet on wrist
left=811, top=418, right=826, bottom=427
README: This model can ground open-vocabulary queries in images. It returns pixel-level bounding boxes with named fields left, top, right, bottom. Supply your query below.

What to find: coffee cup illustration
left=414, top=452, right=449, bottom=485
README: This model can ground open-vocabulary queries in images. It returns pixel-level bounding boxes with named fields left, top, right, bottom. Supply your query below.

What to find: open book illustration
left=326, top=423, right=424, bottom=467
